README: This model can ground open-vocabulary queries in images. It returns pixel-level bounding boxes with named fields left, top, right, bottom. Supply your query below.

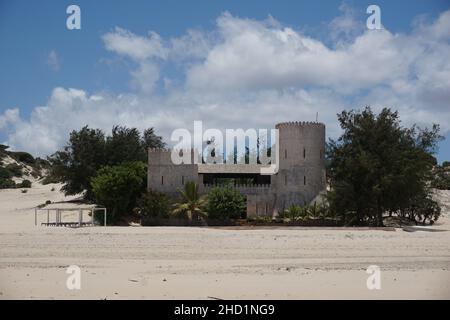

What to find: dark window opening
left=303, top=147, right=306, bottom=159
left=284, top=149, right=287, bottom=159
left=182, top=176, right=185, bottom=185
left=161, top=176, right=164, bottom=185
left=202, top=173, right=270, bottom=185
left=304, top=175, right=306, bottom=185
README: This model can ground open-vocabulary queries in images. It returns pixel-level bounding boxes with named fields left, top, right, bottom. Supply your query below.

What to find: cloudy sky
left=1, top=0, right=450, bottom=162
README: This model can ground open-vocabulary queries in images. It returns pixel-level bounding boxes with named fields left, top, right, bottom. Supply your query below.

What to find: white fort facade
left=148, top=121, right=326, bottom=217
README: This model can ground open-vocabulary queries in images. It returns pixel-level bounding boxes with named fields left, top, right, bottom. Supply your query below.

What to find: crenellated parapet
left=275, top=121, right=325, bottom=129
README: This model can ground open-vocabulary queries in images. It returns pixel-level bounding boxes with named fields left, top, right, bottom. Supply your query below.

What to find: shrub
left=41, top=175, right=60, bottom=185
left=5, top=163, right=23, bottom=177
left=0, top=178, right=15, bottom=189
left=10, top=151, right=35, bottom=165
left=18, top=179, right=32, bottom=188
left=91, top=161, right=146, bottom=223
left=281, top=204, right=306, bottom=221
left=172, top=181, right=207, bottom=221
left=206, top=186, right=246, bottom=220
left=431, top=164, right=450, bottom=190
left=0, top=166, right=15, bottom=189
left=137, top=190, right=170, bottom=219
left=21, top=189, right=27, bottom=193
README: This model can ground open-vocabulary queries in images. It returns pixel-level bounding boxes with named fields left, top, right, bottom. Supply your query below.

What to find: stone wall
left=147, top=121, right=326, bottom=217
left=147, top=149, right=199, bottom=197
left=273, top=122, right=326, bottom=210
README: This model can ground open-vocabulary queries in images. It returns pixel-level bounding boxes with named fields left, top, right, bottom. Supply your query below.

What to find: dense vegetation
left=136, top=190, right=170, bottom=219
left=91, top=161, right=146, bottom=223
left=172, top=181, right=208, bottom=221
left=139, top=182, right=246, bottom=225
left=47, top=126, right=164, bottom=199
left=431, top=162, right=450, bottom=190
left=0, top=144, right=46, bottom=189
left=3, top=107, right=446, bottom=227
left=45, top=125, right=164, bottom=224
left=327, top=107, right=442, bottom=226
left=206, top=185, right=246, bottom=219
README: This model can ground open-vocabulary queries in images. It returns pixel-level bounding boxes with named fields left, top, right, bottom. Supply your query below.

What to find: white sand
left=0, top=182, right=449, bottom=299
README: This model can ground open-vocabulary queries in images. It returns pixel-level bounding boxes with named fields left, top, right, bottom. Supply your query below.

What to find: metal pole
left=79, top=209, right=82, bottom=227
left=34, top=208, right=37, bottom=226
left=91, top=209, right=94, bottom=226
left=104, top=209, right=107, bottom=226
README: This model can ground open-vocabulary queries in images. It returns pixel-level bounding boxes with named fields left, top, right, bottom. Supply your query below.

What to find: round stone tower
left=272, top=121, right=326, bottom=211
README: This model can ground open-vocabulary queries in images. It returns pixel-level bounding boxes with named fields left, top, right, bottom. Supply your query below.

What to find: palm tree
left=172, top=181, right=207, bottom=221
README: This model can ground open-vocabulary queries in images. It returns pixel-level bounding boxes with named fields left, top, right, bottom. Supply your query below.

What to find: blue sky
left=1, top=0, right=450, bottom=162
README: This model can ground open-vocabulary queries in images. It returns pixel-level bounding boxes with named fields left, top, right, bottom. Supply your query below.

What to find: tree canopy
left=47, top=125, right=164, bottom=199
left=327, top=107, right=442, bottom=226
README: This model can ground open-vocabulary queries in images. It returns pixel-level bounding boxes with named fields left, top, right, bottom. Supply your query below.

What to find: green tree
left=327, top=107, right=441, bottom=226
left=206, top=186, right=246, bottom=219
left=172, top=181, right=207, bottom=221
left=91, top=161, right=146, bottom=223
left=47, top=126, right=106, bottom=199
left=142, top=128, right=165, bottom=150
left=47, top=125, right=165, bottom=199
left=106, top=126, right=145, bottom=165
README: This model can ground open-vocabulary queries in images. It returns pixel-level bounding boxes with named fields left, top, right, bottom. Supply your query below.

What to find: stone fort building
left=148, top=121, right=326, bottom=217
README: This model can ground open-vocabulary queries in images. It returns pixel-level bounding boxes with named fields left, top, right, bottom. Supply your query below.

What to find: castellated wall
left=147, top=121, right=326, bottom=218
left=147, top=149, right=199, bottom=197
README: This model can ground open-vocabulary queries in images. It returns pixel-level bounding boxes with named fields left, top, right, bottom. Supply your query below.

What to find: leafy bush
left=18, top=179, right=32, bottom=188
left=281, top=204, right=306, bottom=221
left=41, top=175, right=60, bottom=185
left=21, top=189, right=27, bottom=193
left=0, top=166, right=15, bottom=189
left=47, top=125, right=164, bottom=200
left=0, top=166, right=12, bottom=179
left=136, top=190, right=170, bottom=219
left=91, top=161, right=146, bottom=223
left=206, top=186, right=246, bottom=219
left=10, top=151, right=35, bottom=165
left=5, top=163, right=23, bottom=177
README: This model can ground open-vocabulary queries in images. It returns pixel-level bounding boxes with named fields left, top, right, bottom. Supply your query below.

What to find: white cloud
left=102, top=27, right=168, bottom=61
left=0, top=108, right=20, bottom=129
left=1, top=9, right=450, bottom=156
left=47, top=50, right=60, bottom=72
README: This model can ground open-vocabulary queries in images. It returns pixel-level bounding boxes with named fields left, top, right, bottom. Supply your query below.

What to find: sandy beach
left=1, top=182, right=449, bottom=299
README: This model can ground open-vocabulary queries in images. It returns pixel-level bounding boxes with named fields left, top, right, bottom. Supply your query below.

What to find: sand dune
left=0, top=182, right=449, bottom=299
